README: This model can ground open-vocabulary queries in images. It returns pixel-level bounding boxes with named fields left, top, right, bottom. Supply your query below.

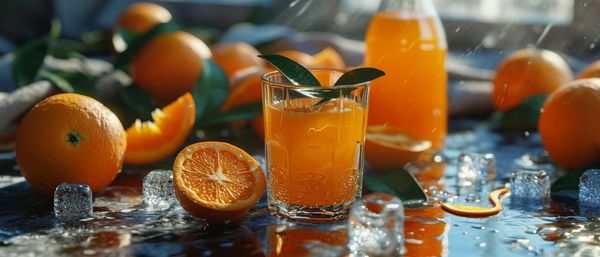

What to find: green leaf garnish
left=193, top=59, right=229, bottom=125
left=364, top=169, right=428, bottom=207
left=114, top=22, right=179, bottom=70
left=38, top=70, right=74, bottom=93
left=258, top=54, right=320, bottom=86
left=334, top=67, right=385, bottom=86
left=12, top=38, right=48, bottom=87
left=487, top=94, right=547, bottom=131
left=207, top=102, right=262, bottom=125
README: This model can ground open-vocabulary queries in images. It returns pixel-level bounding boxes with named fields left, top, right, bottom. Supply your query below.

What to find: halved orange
left=173, top=142, right=266, bottom=222
left=365, top=125, right=432, bottom=170
left=124, top=93, right=195, bottom=164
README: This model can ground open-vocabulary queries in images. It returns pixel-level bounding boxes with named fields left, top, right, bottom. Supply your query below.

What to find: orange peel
left=441, top=188, right=509, bottom=217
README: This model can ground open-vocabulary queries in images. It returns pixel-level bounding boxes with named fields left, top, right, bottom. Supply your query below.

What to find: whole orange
left=579, top=60, right=600, bottom=79
left=538, top=79, right=600, bottom=169
left=131, top=31, right=211, bottom=104
left=493, top=49, right=573, bottom=111
left=16, top=93, right=126, bottom=195
left=116, top=2, right=172, bottom=34
left=212, top=42, right=265, bottom=79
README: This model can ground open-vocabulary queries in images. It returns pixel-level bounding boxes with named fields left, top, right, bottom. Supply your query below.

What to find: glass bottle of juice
left=364, top=0, right=447, bottom=166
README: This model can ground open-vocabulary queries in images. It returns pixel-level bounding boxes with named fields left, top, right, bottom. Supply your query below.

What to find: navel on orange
left=173, top=142, right=266, bottom=222
left=16, top=93, right=126, bottom=195
left=124, top=93, right=195, bottom=165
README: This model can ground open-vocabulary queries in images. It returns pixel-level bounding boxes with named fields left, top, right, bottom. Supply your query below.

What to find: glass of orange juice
left=262, top=69, right=369, bottom=221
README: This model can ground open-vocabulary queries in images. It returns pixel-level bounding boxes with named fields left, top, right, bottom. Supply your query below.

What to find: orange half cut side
left=173, top=142, right=266, bottom=222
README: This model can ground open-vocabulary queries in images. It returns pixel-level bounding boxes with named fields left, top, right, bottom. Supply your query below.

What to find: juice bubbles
left=364, top=7, right=447, bottom=153
left=263, top=70, right=369, bottom=220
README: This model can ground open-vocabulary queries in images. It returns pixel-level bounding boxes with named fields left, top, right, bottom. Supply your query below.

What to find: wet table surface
left=0, top=120, right=598, bottom=257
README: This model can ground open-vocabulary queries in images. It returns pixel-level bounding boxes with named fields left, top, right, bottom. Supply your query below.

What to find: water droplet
left=590, top=43, right=596, bottom=50
left=455, top=27, right=461, bottom=33
left=472, top=225, right=486, bottom=230
left=479, top=242, right=487, bottom=248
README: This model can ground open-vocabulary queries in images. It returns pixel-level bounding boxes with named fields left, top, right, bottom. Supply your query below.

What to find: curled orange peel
left=441, top=188, right=510, bottom=217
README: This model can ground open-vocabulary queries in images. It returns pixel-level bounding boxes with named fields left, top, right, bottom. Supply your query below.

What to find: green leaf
left=46, top=70, right=96, bottom=97
left=114, top=22, right=180, bottom=70
left=115, top=27, right=137, bottom=46
left=12, top=38, right=48, bottom=87
left=50, top=46, right=86, bottom=60
left=258, top=54, right=320, bottom=86
left=38, top=70, right=74, bottom=93
left=206, top=102, right=262, bottom=125
left=364, top=169, right=428, bottom=207
left=334, top=67, right=385, bottom=86
left=192, top=59, right=229, bottom=125
left=487, top=94, right=547, bottom=131
left=551, top=163, right=600, bottom=193
left=117, top=84, right=157, bottom=122
left=49, top=18, right=62, bottom=40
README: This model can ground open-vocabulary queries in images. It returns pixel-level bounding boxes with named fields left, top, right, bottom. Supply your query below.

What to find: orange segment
left=441, top=188, right=509, bottom=217
left=365, top=125, right=433, bottom=170
left=173, top=142, right=266, bottom=222
left=312, top=47, right=346, bottom=69
left=124, top=93, right=195, bottom=164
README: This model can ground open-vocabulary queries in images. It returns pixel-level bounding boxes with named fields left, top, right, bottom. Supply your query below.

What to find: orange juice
left=265, top=98, right=365, bottom=207
left=365, top=11, right=447, bottom=150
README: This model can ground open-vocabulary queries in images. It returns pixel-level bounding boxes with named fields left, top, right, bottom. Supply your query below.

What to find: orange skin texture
left=16, top=93, right=126, bottom=196
left=124, top=93, right=195, bottom=164
left=212, top=42, right=265, bottom=79
left=493, top=49, right=573, bottom=111
left=116, top=2, right=172, bottom=34
left=131, top=31, right=211, bottom=104
left=579, top=60, right=600, bottom=79
left=539, top=79, right=600, bottom=169
left=173, top=142, right=266, bottom=223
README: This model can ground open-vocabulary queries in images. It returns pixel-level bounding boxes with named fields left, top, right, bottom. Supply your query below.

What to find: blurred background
left=0, top=0, right=599, bottom=101
left=0, top=0, right=598, bottom=59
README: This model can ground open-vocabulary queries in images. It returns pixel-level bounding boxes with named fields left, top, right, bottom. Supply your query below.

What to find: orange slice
left=124, top=93, right=195, bottom=164
left=173, top=141, right=266, bottom=222
left=365, top=125, right=432, bottom=170
left=441, top=188, right=510, bottom=217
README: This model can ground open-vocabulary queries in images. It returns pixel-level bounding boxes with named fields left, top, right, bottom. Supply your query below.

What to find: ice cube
left=457, top=153, right=495, bottom=186
left=579, top=170, right=600, bottom=209
left=348, top=193, right=404, bottom=256
left=252, top=155, right=267, bottom=174
left=510, top=169, right=550, bottom=201
left=54, top=183, right=93, bottom=222
left=143, top=170, right=175, bottom=209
